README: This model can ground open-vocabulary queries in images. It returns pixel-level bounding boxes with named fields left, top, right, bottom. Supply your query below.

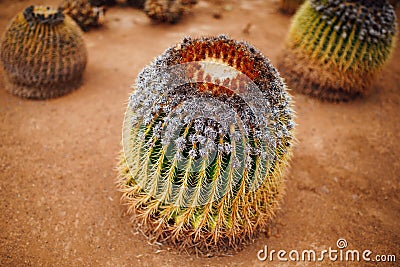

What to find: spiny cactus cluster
left=278, top=0, right=397, bottom=101
left=144, top=0, right=198, bottom=24
left=118, top=35, right=294, bottom=251
left=60, top=0, right=106, bottom=31
left=279, top=0, right=304, bottom=15
left=0, top=5, right=87, bottom=99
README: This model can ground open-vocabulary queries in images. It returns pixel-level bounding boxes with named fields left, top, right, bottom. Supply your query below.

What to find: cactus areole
left=278, top=0, right=397, bottom=101
left=0, top=5, right=87, bottom=99
left=118, top=35, right=295, bottom=251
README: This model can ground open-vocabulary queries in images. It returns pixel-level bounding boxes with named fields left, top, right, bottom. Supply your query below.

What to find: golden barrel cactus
left=118, top=35, right=295, bottom=251
left=0, top=5, right=87, bottom=99
left=278, top=0, right=398, bottom=101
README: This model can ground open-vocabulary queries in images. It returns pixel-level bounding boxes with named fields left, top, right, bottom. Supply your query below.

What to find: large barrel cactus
left=144, top=0, right=197, bottom=24
left=60, top=0, right=106, bottom=31
left=278, top=0, right=398, bottom=101
left=118, top=35, right=295, bottom=251
left=0, top=5, right=87, bottom=99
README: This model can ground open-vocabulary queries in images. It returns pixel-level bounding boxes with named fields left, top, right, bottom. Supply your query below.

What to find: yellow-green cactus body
left=279, top=0, right=397, bottom=101
left=0, top=6, right=87, bottom=99
left=118, top=35, right=295, bottom=251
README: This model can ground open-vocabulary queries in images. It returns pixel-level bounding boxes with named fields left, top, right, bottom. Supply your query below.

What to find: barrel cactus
left=144, top=0, right=197, bottom=24
left=278, top=0, right=398, bottom=101
left=60, top=0, right=106, bottom=31
left=118, top=35, right=295, bottom=251
left=0, top=5, right=87, bottom=99
left=279, top=0, right=304, bottom=14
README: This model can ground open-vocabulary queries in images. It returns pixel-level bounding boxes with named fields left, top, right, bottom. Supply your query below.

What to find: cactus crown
left=291, top=0, right=398, bottom=72
left=119, top=35, right=294, bottom=251
left=23, top=5, right=65, bottom=26
left=310, top=0, right=397, bottom=44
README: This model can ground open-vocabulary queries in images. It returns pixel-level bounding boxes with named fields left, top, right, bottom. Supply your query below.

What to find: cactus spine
left=118, top=35, right=295, bottom=251
left=0, top=5, right=87, bottom=99
left=278, top=0, right=398, bottom=101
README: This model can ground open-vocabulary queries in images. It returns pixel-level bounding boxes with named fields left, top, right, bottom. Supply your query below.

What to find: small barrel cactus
left=60, top=0, right=106, bottom=31
left=0, top=5, right=87, bottom=99
left=278, top=0, right=398, bottom=101
left=279, top=0, right=304, bottom=14
left=118, top=35, right=295, bottom=251
left=144, top=0, right=197, bottom=24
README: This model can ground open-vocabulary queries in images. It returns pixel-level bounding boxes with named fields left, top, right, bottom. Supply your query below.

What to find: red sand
left=1, top=1, right=399, bottom=266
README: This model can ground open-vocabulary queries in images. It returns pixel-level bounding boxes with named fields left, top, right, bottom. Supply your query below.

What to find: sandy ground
left=0, top=0, right=400, bottom=266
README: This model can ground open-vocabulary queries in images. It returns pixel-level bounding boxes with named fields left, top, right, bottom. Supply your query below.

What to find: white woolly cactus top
left=125, top=36, right=294, bottom=198
left=310, top=0, right=397, bottom=43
